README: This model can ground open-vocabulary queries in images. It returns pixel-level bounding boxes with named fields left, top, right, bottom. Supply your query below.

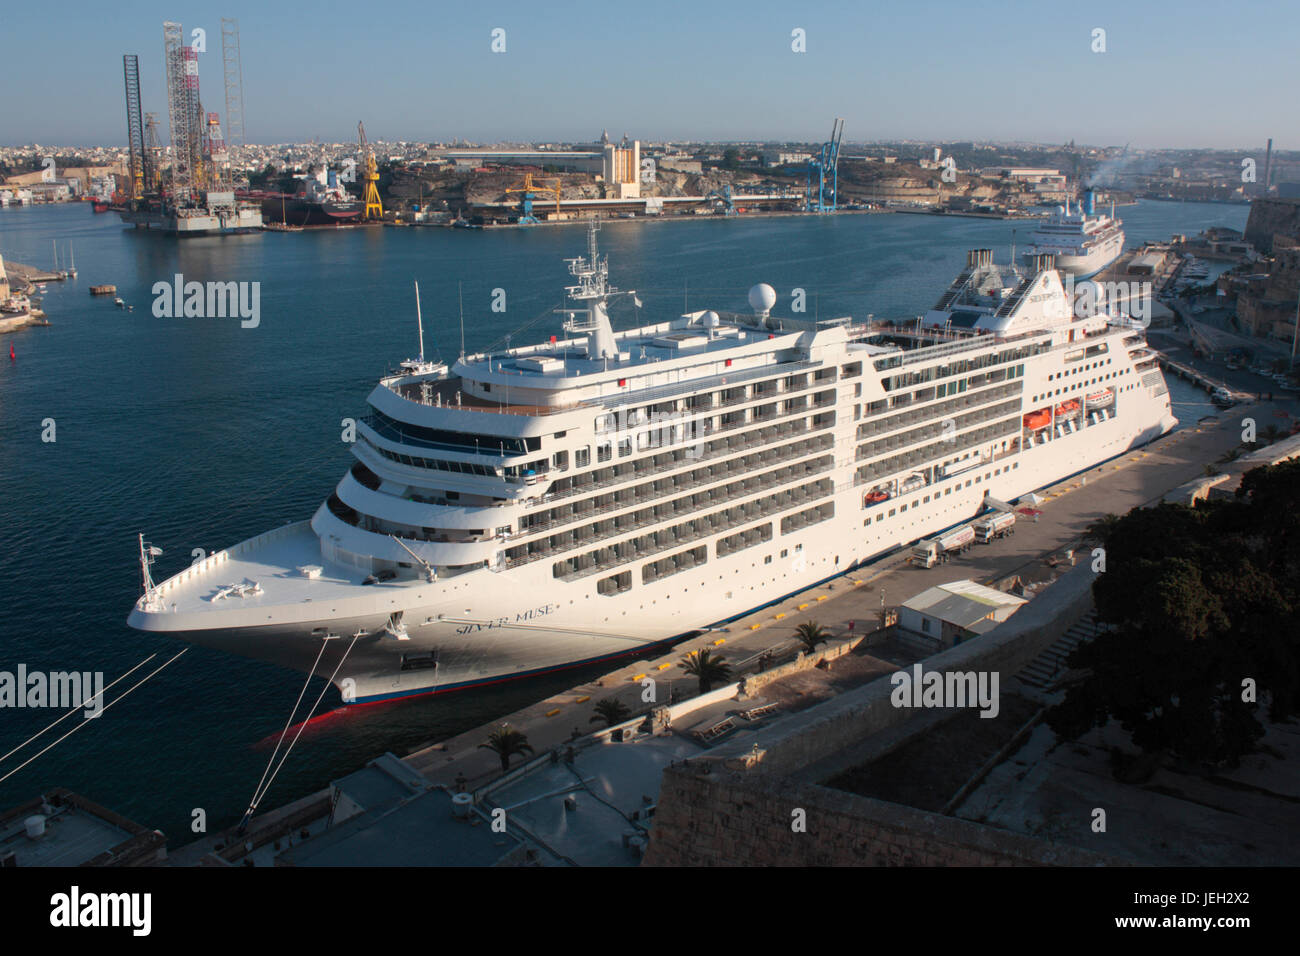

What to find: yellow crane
left=505, top=173, right=562, bottom=223
left=357, top=121, right=383, bottom=219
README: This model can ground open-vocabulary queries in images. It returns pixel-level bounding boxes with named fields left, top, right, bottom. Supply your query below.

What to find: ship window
left=618, top=437, right=632, bottom=457
left=876, top=514, right=883, bottom=522
left=780, top=549, right=788, bottom=558
left=888, top=509, right=896, bottom=517
left=575, top=447, right=591, bottom=468
left=597, top=442, right=612, bottom=463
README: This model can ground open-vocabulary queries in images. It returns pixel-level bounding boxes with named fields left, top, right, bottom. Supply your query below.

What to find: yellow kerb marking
left=545, top=708, right=561, bottom=717
left=713, top=638, right=725, bottom=646
left=575, top=695, right=590, bottom=703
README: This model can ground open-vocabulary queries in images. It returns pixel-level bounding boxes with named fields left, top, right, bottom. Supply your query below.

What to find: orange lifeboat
left=1023, top=409, right=1051, bottom=430
left=1054, top=399, right=1080, bottom=417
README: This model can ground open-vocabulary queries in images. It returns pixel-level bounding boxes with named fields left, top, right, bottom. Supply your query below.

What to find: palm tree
left=478, top=724, right=534, bottom=773
left=1217, top=447, right=1242, bottom=464
left=589, top=697, right=631, bottom=727
left=794, top=620, right=831, bottom=654
left=1081, top=513, right=1121, bottom=547
left=1203, top=464, right=1220, bottom=477
left=680, top=648, right=731, bottom=694
left=1261, top=424, right=1284, bottom=446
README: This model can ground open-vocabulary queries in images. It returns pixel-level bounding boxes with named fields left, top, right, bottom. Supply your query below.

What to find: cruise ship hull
left=129, top=406, right=1174, bottom=704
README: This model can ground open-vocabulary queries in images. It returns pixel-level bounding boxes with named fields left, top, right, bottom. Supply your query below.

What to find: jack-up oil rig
left=118, top=19, right=262, bottom=235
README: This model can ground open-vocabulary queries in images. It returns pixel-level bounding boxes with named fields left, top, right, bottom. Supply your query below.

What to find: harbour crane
left=806, top=117, right=845, bottom=213
left=505, top=173, right=562, bottom=224
left=358, top=121, right=383, bottom=220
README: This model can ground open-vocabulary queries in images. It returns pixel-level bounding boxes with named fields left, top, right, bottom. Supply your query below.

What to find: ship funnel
left=1032, top=253, right=1057, bottom=274
left=966, top=249, right=994, bottom=268
left=1084, top=189, right=1095, bottom=216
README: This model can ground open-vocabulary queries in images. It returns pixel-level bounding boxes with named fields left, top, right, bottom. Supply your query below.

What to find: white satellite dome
left=702, top=310, right=720, bottom=327
left=748, top=283, right=777, bottom=315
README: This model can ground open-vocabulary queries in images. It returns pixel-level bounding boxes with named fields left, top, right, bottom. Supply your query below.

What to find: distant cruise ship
left=128, top=225, right=1175, bottom=704
left=1021, top=188, right=1124, bottom=278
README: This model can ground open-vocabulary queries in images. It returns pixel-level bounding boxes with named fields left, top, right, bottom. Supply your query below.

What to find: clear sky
left=2, top=0, right=1293, bottom=150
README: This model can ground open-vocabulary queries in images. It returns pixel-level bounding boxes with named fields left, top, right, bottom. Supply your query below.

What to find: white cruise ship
left=1021, top=189, right=1124, bottom=278
left=128, top=226, right=1175, bottom=704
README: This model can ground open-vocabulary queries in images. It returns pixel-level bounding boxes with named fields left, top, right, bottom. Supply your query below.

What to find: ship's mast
left=561, top=221, right=634, bottom=361
left=138, top=533, right=163, bottom=594
left=415, top=280, right=425, bottom=364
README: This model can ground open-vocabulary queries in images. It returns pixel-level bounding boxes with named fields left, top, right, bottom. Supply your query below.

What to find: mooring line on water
left=241, top=638, right=331, bottom=821
left=240, top=633, right=359, bottom=829
left=0, top=653, right=159, bottom=767
left=0, top=649, right=188, bottom=787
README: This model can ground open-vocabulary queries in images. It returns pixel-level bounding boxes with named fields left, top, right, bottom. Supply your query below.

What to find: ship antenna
left=414, top=280, right=425, bottom=364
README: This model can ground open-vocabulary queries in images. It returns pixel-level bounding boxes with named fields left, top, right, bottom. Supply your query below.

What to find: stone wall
left=700, top=559, right=1098, bottom=781
left=643, top=766, right=1117, bottom=867
left=1243, top=197, right=1300, bottom=254
left=642, top=561, right=1110, bottom=866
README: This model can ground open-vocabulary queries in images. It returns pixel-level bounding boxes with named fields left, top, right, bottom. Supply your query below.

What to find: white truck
left=973, top=511, right=1016, bottom=543
left=910, top=524, right=975, bottom=568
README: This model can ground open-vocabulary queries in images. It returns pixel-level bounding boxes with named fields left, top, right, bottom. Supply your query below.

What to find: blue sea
left=0, top=198, right=1246, bottom=842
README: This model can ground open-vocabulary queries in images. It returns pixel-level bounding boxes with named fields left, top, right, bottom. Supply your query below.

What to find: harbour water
left=0, top=199, right=1245, bottom=839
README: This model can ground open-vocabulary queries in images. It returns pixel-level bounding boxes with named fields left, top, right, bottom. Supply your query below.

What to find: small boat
left=1085, top=389, right=1114, bottom=408
left=1054, top=399, right=1080, bottom=417
left=863, top=489, right=890, bottom=505
left=115, top=298, right=125, bottom=308
left=1023, top=409, right=1051, bottom=430
left=90, top=285, right=116, bottom=296
left=899, top=473, right=925, bottom=494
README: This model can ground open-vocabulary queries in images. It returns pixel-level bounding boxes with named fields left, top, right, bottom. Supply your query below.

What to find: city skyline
left=2, top=0, right=1295, bottom=150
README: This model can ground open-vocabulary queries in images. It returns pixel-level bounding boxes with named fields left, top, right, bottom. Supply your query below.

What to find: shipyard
left=0, top=0, right=1295, bottom=935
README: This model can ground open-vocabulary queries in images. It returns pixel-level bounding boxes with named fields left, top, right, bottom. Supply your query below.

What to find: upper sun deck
left=373, top=306, right=864, bottom=426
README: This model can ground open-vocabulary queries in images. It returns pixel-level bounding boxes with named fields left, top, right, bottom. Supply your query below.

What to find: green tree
left=478, top=724, right=534, bottom=773
left=794, top=620, right=831, bottom=654
left=589, top=697, right=631, bottom=727
left=681, top=647, right=732, bottom=694
left=1047, top=462, right=1300, bottom=769
left=722, top=148, right=741, bottom=170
